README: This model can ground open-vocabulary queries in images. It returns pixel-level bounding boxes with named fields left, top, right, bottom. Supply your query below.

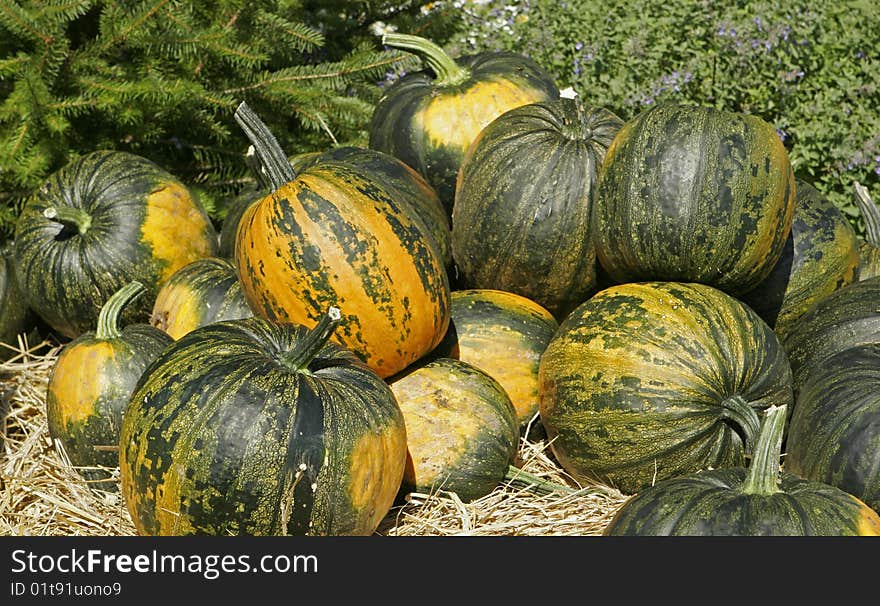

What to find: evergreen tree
left=0, top=0, right=460, bottom=241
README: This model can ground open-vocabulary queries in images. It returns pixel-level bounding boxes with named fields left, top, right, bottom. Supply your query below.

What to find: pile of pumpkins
left=3, top=32, right=880, bottom=536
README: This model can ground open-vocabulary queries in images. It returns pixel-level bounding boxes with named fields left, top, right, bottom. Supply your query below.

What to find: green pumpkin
left=389, top=357, right=519, bottom=502
left=593, top=103, right=796, bottom=295
left=785, top=344, right=880, bottom=513
left=739, top=179, right=859, bottom=340
left=369, top=33, right=559, bottom=217
left=46, top=282, right=173, bottom=489
left=604, top=405, right=880, bottom=535
left=218, top=187, right=262, bottom=259
left=119, top=309, right=408, bottom=536
left=538, top=281, right=793, bottom=495
left=781, top=277, right=880, bottom=395
left=150, top=257, right=253, bottom=340
left=451, top=98, right=623, bottom=318
left=13, top=150, right=219, bottom=339
left=0, top=242, right=36, bottom=360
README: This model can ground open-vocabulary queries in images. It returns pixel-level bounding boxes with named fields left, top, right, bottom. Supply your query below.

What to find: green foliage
left=447, top=0, right=880, bottom=236
left=0, top=0, right=460, bottom=242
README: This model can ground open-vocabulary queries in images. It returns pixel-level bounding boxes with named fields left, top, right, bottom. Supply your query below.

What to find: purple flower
left=575, top=41, right=584, bottom=51
left=776, top=128, right=787, bottom=142
left=717, top=27, right=726, bottom=36
left=875, top=166, right=880, bottom=176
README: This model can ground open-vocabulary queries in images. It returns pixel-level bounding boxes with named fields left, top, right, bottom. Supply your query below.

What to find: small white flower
left=559, top=87, right=579, bottom=99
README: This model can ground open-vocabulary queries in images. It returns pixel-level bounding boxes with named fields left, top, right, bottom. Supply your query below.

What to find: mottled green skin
left=593, top=103, right=795, bottom=296
left=46, top=324, right=173, bottom=489
left=390, top=358, right=519, bottom=502
left=786, top=344, right=880, bottom=513
left=219, top=188, right=261, bottom=259
left=781, top=276, right=880, bottom=395
left=13, top=150, right=218, bottom=339
left=739, top=179, right=859, bottom=341
left=120, top=317, right=406, bottom=536
left=452, top=100, right=623, bottom=319
left=291, top=146, right=452, bottom=272
left=369, top=52, right=559, bottom=216
left=858, top=241, right=880, bottom=281
left=538, top=282, right=793, bottom=495
left=0, top=244, right=35, bottom=360
left=604, top=468, right=878, bottom=535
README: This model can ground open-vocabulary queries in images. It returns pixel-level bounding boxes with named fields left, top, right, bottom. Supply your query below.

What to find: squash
left=119, top=308, right=407, bottom=536
left=785, top=343, right=880, bottom=513
left=432, top=288, right=558, bottom=430
left=854, top=181, right=880, bottom=281
left=451, top=98, right=623, bottom=318
left=388, top=357, right=519, bottom=502
left=369, top=33, right=559, bottom=217
left=46, top=281, right=173, bottom=489
left=0, top=242, right=36, bottom=360
left=781, top=276, right=880, bottom=395
left=218, top=186, right=262, bottom=259
left=13, top=150, right=218, bottom=339
left=739, top=179, right=859, bottom=340
left=150, top=257, right=253, bottom=340
left=232, top=102, right=450, bottom=379
left=538, top=281, right=794, bottom=495
left=593, top=103, right=796, bottom=295
left=604, top=405, right=880, bottom=535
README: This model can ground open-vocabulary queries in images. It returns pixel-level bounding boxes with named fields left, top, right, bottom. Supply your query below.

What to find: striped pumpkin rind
left=593, top=103, right=796, bottom=296
left=786, top=344, right=880, bottom=513
left=538, top=281, right=793, bottom=495
left=369, top=35, right=558, bottom=216
left=432, top=289, right=558, bottom=428
left=13, top=150, right=218, bottom=339
left=859, top=241, right=880, bottom=281
left=739, top=179, right=859, bottom=341
left=0, top=243, right=35, bottom=359
left=451, top=99, right=623, bottom=318
left=781, top=276, right=880, bottom=395
left=234, top=159, right=450, bottom=379
left=150, top=257, right=253, bottom=340
left=219, top=187, right=262, bottom=259
left=389, top=357, right=519, bottom=502
left=119, top=316, right=407, bottom=536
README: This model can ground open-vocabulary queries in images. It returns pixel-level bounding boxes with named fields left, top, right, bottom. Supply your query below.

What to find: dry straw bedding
left=0, top=337, right=627, bottom=537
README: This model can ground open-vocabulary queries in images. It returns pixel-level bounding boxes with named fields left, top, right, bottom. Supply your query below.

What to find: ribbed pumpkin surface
left=786, top=344, right=880, bottom=513
left=369, top=35, right=558, bottom=215
left=781, top=277, right=880, bottom=394
left=120, top=316, right=407, bottom=536
left=452, top=99, right=623, bottom=318
left=539, top=281, right=793, bottom=495
left=13, top=150, right=218, bottom=338
left=859, top=241, right=880, bottom=281
left=433, top=289, right=558, bottom=427
left=593, top=103, right=795, bottom=295
left=150, top=257, right=252, bottom=340
left=389, top=357, right=519, bottom=502
left=739, top=179, right=859, bottom=340
left=0, top=243, right=34, bottom=359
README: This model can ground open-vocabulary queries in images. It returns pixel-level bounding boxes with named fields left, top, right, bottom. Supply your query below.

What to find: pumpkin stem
left=95, top=281, right=145, bottom=339
left=281, top=307, right=343, bottom=371
left=245, top=144, right=271, bottom=192
left=741, top=404, right=786, bottom=496
left=854, top=181, right=880, bottom=246
left=234, top=101, right=297, bottom=191
left=719, top=394, right=761, bottom=453
left=382, top=33, right=469, bottom=87
left=43, top=206, right=92, bottom=235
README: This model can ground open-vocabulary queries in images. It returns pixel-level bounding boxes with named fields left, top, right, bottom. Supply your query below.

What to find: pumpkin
left=0, top=242, right=36, bottom=360
left=785, top=343, right=880, bottom=513
left=369, top=32, right=559, bottom=217
left=232, top=102, right=450, bottom=379
left=451, top=98, right=624, bottom=318
left=119, top=308, right=408, bottom=536
left=13, top=150, right=218, bottom=339
left=592, top=103, right=796, bottom=295
left=218, top=186, right=263, bottom=259
left=604, top=405, right=880, bottom=535
left=739, top=179, right=859, bottom=340
left=538, top=281, right=794, bottom=495
left=432, top=289, right=558, bottom=430
left=388, top=357, right=519, bottom=502
left=150, top=257, right=253, bottom=340
left=854, top=181, right=880, bottom=281
left=290, top=146, right=452, bottom=274
left=781, top=276, right=880, bottom=395
left=46, top=281, right=173, bottom=489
